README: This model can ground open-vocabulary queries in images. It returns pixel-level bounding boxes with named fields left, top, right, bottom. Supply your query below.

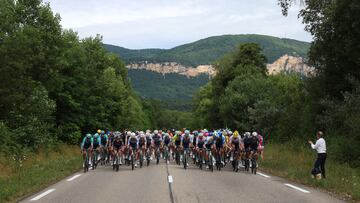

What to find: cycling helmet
left=164, top=133, right=169, bottom=137
left=198, top=133, right=204, bottom=137
left=97, top=129, right=101, bottom=134
left=217, top=131, right=222, bottom=137
left=252, top=132, right=258, bottom=137
left=115, top=134, right=120, bottom=139
left=131, top=133, right=136, bottom=138
left=94, top=133, right=99, bottom=138
left=86, top=134, right=92, bottom=138
left=185, top=130, right=190, bottom=135
left=233, top=131, right=239, bottom=138
left=154, top=130, right=159, bottom=134
left=127, top=131, right=132, bottom=136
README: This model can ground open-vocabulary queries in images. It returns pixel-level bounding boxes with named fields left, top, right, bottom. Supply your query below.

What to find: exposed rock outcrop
left=266, top=55, right=314, bottom=77
left=126, top=55, right=314, bottom=78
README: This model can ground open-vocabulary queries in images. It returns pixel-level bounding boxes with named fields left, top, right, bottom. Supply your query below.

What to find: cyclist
left=250, top=132, right=259, bottom=164
left=229, top=131, right=241, bottom=161
left=100, top=131, right=108, bottom=162
left=138, top=132, right=147, bottom=162
left=128, top=132, right=139, bottom=167
left=172, top=131, right=182, bottom=161
left=180, top=130, right=193, bottom=166
left=257, top=132, right=264, bottom=160
left=205, top=133, right=214, bottom=169
left=81, top=134, right=93, bottom=166
left=152, top=130, right=163, bottom=161
left=196, top=132, right=206, bottom=164
left=92, top=133, right=101, bottom=167
left=213, top=131, right=226, bottom=166
left=112, top=133, right=124, bottom=165
left=145, top=132, right=152, bottom=160
left=163, top=133, right=171, bottom=163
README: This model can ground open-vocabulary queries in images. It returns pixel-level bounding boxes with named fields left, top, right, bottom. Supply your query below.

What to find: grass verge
left=259, top=143, right=360, bottom=202
left=0, top=145, right=82, bottom=203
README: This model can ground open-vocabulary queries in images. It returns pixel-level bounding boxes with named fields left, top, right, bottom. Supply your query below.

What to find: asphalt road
left=20, top=159, right=343, bottom=203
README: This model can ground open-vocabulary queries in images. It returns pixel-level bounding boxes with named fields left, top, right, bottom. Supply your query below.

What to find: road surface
left=20, top=159, right=343, bottom=203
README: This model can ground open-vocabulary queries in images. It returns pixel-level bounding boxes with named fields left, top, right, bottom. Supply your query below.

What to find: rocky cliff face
left=266, top=54, right=314, bottom=77
left=126, top=55, right=314, bottom=77
left=126, top=62, right=215, bottom=78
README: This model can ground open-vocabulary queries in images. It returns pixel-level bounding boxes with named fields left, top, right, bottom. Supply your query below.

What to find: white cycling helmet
left=199, top=133, right=204, bottom=137
left=127, top=131, right=132, bottom=136
left=252, top=132, right=258, bottom=137
left=131, top=132, right=136, bottom=138
left=154, top=130, right=159, bottom=134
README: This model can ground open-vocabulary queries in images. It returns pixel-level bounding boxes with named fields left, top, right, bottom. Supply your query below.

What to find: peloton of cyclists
left=80, top=129, right=264, bottom=172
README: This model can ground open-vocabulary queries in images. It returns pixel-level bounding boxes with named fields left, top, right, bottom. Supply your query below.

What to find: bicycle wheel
left=156, top=149, right=160, bottom=165
left=183, top=151, right=187, bottom=169
left=84, top=152, right=88, bottom=173
left=140, top=151, right=143, bottom=168
left=252, top=158, right=257, bottom=174
left=209, top=154, right=213, bottom=172
left=131, top=153, right=135, bottom=170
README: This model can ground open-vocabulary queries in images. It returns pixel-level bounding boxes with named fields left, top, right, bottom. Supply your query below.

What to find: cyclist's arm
left=81, top=137, right=86, bottom=150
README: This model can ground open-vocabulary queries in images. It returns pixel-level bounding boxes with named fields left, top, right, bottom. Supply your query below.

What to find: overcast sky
left=46, top=0, right=312, bottom=49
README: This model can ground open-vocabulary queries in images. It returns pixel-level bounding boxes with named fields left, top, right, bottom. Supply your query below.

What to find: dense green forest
left=0, top=0, right=151, bottom=157
left=104, top=34, right=310, bottom=66
left=128, top=69, right=209, bottom=101
left=192, top=0, right=360, bottom=167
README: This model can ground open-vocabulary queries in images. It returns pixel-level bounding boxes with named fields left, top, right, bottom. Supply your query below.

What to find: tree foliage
left=0, top=0, right=150, bottom=153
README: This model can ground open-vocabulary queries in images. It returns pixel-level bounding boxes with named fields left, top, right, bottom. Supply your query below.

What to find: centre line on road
left=30, top=189, right=56, bottom=201
left=284, top=183, right=310, bottom=193
left=67, top=174, right=81, bottom=182
left=257, top=172, right=270, bottom=178
left=168, top=175, right=173, bottom=183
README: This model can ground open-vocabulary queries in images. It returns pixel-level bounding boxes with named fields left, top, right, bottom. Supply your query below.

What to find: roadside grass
left=259, top=143, right=360, bottom=202
left=0, top=145, right=82, bottom=203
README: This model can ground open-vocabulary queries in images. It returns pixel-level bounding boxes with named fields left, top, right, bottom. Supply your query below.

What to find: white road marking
left=30, top=189, right=56, bottom=201
left=257, top=172, right=270, bottom=178
left=284, top=183, right=310, bottom=193
left=67, top=174, right=81, bottom=182
left=168, top=175, right=173, bottom=183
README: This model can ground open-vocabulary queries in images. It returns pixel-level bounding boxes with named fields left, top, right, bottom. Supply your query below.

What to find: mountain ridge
left=104, top=34, right=310, bottom=66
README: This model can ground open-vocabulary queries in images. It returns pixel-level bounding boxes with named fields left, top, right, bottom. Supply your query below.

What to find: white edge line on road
left=67, top=174, right=81, bottom=182
left=168, top=175, right=173, bottom=183
left=30, top=189, right=56, bottom=201
left=257, top=172, right=270, bottom=178
left=284, top=183, right=310, bottom=193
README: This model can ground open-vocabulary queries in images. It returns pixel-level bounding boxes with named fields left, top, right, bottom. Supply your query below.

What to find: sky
left=46, top=0, right=312, bottom=49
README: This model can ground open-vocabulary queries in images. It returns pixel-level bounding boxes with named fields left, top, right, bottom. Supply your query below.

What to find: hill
left=104, top=34, right=310, bottom=66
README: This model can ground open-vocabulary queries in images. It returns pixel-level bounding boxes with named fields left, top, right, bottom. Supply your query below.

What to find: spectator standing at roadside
left=308, top=131, right=327, bottom=179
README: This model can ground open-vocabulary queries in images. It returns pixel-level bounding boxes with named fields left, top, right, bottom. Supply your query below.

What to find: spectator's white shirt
left=311, top=138, right=326, bottom=153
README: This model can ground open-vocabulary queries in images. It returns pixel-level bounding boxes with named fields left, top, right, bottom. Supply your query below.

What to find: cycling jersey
left=230, top=136, right=240, bottom=150
left=100, top=134, right=108, bottom=146
left=139, top=137, right=146, bottom=147
left=145, top=136, right=152, bottom=147
left=81, top=137, right=93, bottom=150
left=196, top=137, right=206, bottom=149
left=112, top=139, right=123, bottom=150
left=250, top=136, right=259, bottom=151
left=152, top=134, right=162, bottom=147
left=128, top=137, right=138, bottom=150
left=93, top=137, right=100, bottom=149
left=163, top=136, right=171, bottom=146
left=181, top=134, right=192, bottom=149
left=214, top=135, right=225, bottom=149
left=173, top=135, right=181, bottom=146
left=205, top=137, right=214, bottom=150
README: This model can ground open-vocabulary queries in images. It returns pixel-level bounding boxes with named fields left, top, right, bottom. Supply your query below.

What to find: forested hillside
left=104, top=34, right=310, bottom=66
left=128, top=69, right=209, bottom=101
left=0, top=0, right=150, bottom=155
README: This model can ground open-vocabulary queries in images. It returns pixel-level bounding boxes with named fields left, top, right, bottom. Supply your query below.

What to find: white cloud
left=46, top=0, right=311, bottom=49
